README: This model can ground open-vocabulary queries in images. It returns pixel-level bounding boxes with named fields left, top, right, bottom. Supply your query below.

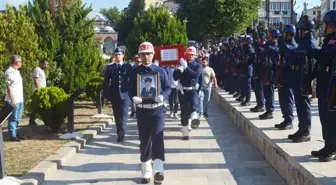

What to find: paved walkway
left=42, top=100, right=286, bottom=185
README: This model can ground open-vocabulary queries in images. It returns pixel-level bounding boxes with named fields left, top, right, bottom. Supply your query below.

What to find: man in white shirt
left=29, top=58, right=48, bottom=126
left=5, top=55, right=24, bottom=142
left=199, top=57, right=217, bottom=117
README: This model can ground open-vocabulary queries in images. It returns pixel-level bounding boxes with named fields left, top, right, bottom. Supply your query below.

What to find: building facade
left=331, top=0, right=336, bottom=10
left=258, top=0, right=295, bottom=26
left=321, top=0, right=330, bottom=15
left=307, top=6, right=321, bottom=21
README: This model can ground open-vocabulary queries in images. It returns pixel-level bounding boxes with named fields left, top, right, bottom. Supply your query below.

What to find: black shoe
left=182, top=136, right=189, bottom=140
left=292, top=132, right=311, bottom=143
left=191, top=119, right=200, bottom=129
left=250, top=106, right=265, bottom=112
left=236, top=96, right=245, bottom=102
left=16, top=134, right=27, bottom=140
left=9, top=137, right=21, bottom=142
left=259, top=111, right=273, bottom=120
left=319, top=151, right=336, bottom=162
left=154, top=172, right=164, bottom=184
left=117, top=131, right=125, bottom=142
left=275, top=121, right=293, bottom=130
left=141, top=178, right=151, bottom=184
left=312, top=146, right=330, bottom=157
left=203, top=113, right=209, bottom=117
left=229, top=91, right=235, bottom=95
left=130, top=112, right=135, bottom=118
left=233, top=93, right=240, bottom=98
left=241, top=101, right=251, bottom=106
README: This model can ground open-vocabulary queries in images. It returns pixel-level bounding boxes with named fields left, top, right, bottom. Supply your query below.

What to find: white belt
left=182, top=87, right=196, bottom=90
left=137, top=102, right=164, bottom=109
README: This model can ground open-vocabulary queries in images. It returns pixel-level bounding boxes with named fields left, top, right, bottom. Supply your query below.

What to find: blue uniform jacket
left=130, top=64, right=171, bottom=103
left=255, top=42, right=268, bottom=79
left=173, top=60, right=202, bottom=90
left=244, top=44, right=255, bottom=77
left=267, top=41, right=279, bottom=83
left=103, top=62, right=133, bottom=101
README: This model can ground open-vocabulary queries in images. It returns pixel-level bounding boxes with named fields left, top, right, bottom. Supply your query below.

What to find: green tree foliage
left=85, top=76, right=104, bottom=103
left=100, top=7, right=122, bottom=24
left=118, top=0, right=145, bottom=42
left=174, top=0, right=262, bottom=40
left=53, top=0, right=104, bottom=93
left=30, top=87, right=69, bottom=133
left=126, top=5, right=188, bottom=56
left=0, top=6, right=42, bottom=101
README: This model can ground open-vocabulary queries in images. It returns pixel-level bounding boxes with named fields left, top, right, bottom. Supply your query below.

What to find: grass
left=2, top=101, right=111, bottom=177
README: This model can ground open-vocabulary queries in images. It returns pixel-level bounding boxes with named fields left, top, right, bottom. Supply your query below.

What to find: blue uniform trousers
left=232, top=75, right=241, bottom=93
left=293, top=87, right=312, bottom=132
left=278, top=87, right=295, bottom=122
left=264, top=84, right=275, bottom=112
left=136, top=105, right=166, bottom=162
left=178, top=90, right=199, bottom=126
left=111, top=97, right=130, bottom=133
left=241, top=76, right=252, bottom=97
left=254, top=78, right=265, bottom=107
left=226, top=72, right=233, bottom=91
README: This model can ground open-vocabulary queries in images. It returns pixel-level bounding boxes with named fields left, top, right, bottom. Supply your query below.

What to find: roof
left=86, top=12, right=110, bottom=22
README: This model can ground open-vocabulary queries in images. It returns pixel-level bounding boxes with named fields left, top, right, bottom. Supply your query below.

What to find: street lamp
left=183, top=18, right=188, bottom=24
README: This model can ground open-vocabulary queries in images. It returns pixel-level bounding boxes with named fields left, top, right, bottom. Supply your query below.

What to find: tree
left=0, top=6, right=42, bottom=102
left=118, top=0, right=146, bottom=42
left=126, top=5, right=188, bottom=55
left=54, top=0, right=104, bottom=93
left=173, top=0, right=261, bottom=40
left=100, top=7, right=122, bottom=24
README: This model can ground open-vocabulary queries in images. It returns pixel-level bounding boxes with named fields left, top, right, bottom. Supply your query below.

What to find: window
left=282, top=11, right=288, bottom=15
left=276, top=2, right=280, bottom=10
left=271, top=2, right=276, bottom=10
left=333, top=1, right=336, bottom=9
left=313, top=11, right=316, bottom=15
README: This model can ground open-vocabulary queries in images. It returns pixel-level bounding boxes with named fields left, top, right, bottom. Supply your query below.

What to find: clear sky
left=0, top=0, right=321, bottom=18
left=0, top=0, right=131, bottom=11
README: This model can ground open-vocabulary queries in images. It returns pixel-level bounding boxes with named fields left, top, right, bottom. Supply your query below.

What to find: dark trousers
left=111, top=98, right=130, bottom=134
left=241, top=76, right=252, bottom=98
left=318, top=94, right=336, bottom=149
left=293, top=87, right=312, bottom=132
left=264, top=84, right=275, bottom=112
left=254, top=78, right=265, bottom=107
left=232, top=75, right=240, bottom=93
left=136, top=106, right=166, bottom=162
left=223, top=72, right=229, bottom=90
left=278, top=87, right=294, bottom=122
left=178, top=90, right=199, bottom=126
left=169, top=88, right=179, bottom=113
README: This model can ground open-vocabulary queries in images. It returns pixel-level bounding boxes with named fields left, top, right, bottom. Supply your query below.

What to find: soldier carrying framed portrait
left=137, top=72, right=159, bottom=102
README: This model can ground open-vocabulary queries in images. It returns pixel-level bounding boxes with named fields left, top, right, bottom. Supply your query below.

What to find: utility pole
left=266, top=0, right=270, bottom=28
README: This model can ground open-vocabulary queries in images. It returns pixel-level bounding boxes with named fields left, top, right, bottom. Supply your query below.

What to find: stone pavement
left=212, top=88, right=336, bottom=185
left=41, top=100, right=286, bottom=185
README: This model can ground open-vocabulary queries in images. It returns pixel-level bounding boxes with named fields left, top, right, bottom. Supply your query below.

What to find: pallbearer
left=130, top=42, right=171, bottom=184
left=311, top=10, right=336, bottom=161
left=259, top=29, right=279, bottom=119
left=251, top=33, right=267, bottom=112
left=174, top=46, right=202, bottom=140
left=274, top=24, right=296, bottom=130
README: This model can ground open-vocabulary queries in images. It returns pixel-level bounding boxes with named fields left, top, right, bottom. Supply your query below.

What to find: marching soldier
left=259, top=29, right=279, bottom=119
left=130, top=55, right=142, bottom=118
left=310, top=10, right=336, bottom=161
left=103, top=47, right=132, bottom=142
left=240, top=37, right=255, bottom=106
left=286, top=18, right=318, bottom=143
left=228, top=38, right=237, bottom=94
left=130, top=42, right=171, bottom=183
left=174, top=46, right=202, bottom=140
left=251, top=33, right=267, bottom=112
left=233, top=39, right=244, bottom=99
left=274, top=24, right=296, bottom=130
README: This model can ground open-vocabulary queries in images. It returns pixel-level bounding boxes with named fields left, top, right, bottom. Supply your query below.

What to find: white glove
left=172, top=80, right=178, bottom=86
left=154, top=60, right=159, bottom=66
left=154, top=95, right=164, bottom=103
left=177, top=66, right=184, bottom=72
left=132, top=96, right=142, bottom=104
left=198, top=91, right=203, bottom=98
left=195, top=84, right=200, bottom=90
left=176, top=82, right=184, bottom=95
left=180, top=58, right=188, bottom=69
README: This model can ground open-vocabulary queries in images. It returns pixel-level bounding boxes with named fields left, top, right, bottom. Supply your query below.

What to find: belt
left=182, top=87, right=196, bottom=90
left=137, top=102, right=164, bottom=109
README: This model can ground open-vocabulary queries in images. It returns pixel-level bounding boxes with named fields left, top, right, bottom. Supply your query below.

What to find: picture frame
left=137, top=72, right=159, bottom=102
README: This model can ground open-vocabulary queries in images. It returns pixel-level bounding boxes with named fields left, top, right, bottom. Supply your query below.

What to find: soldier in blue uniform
left=286, top=18, right=318, bottom=143
left=130, top=55, right=142, bottom=118
left=274, top=24, right=296, bottom=130
left=251, top=33, right=267, bottom=112
left=103, top=47, right=132, bottom=142
left=259, top=29, right=279, bottom=119
left=310, top=10, right=336, bottom=161
left=240, top=37, right=255, bottom=106
left=233, top=38, right=244, bottom=100
left=174, top=46, right=202, bottom=140
left=131, top=42, right=171, bottom=183
left=227, top=39, right=236, bottom=94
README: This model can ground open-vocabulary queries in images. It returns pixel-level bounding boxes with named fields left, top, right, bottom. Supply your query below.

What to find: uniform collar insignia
left=328, top=40, right=336, bottom=45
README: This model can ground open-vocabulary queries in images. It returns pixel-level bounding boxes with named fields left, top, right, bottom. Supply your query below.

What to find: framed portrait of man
left=137, top=72, right=159, bottom=101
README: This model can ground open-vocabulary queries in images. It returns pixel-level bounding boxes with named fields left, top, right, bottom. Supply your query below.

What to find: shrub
left=30, top=87, right=69, bottom=133
left=85, top=77, right=104, bottom=104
